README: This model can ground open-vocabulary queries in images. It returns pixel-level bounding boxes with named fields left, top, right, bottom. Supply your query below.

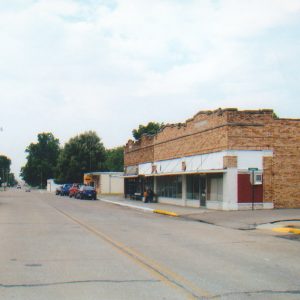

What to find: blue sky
left=0, top=0, right=300, bottom=178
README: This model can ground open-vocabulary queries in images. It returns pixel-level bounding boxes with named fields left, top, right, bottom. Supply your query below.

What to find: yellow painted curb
left=153, top=209, right=178, bottom=217
left=272, top=227, right=300, bottom=235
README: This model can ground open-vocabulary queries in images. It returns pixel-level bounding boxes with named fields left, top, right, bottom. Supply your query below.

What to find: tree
left=103, top=147, right=124, bottom=172
left=20, top=133, right=60, bottom=188
left=0, top=155, right=11, bottom=185
left=8, top=173, right=18, bottom=187
left=56, top=131, right=106, bottom=183
left=132, top=122, right=164, bottom=140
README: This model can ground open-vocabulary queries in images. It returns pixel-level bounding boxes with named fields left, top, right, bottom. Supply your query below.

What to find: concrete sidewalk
left=99, top=195, right=300, bottom=230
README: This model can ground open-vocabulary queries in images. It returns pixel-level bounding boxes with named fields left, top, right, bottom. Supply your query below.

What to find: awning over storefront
left=123, top=175, right=139, bottom=178
left=144, top=169, right=226, bottom=177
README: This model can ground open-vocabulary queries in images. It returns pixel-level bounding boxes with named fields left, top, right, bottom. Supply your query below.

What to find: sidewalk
left=99, top=195, right=300, bottom=230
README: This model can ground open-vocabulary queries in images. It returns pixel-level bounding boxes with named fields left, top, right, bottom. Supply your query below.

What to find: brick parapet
left=124, top=108, right=300, bottom=209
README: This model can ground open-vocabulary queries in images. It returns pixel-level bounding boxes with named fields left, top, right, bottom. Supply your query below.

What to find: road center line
left=48, top=203, right=214, bottom=300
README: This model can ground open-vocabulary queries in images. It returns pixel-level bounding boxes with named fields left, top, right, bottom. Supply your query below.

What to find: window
left=207, top=174, right=223, bottom=201
left=186, top=175, right=200, bottom=200
left=157, top=176, right=182, bottom=199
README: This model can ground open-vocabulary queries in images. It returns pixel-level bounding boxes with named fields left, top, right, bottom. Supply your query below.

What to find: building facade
left=124, top=108, right=300, bottom=210
left=84, top=172, right=124, bottom=195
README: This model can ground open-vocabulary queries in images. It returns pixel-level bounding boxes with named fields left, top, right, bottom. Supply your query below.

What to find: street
left=0, top=190, right=299, bottom=300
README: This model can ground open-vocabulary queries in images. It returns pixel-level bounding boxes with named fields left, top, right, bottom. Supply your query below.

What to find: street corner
left=271, top=223, right=300, bottom=235
left=256, top=221, right=300, bottom=239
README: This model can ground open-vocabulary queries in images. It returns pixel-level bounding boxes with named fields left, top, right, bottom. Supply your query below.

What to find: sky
left=0, top=0, right=300, bottom=178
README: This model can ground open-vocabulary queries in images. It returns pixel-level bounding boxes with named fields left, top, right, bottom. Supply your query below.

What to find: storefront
left=124, top=176, right=153, bottom=198
left=124, top=108, right=300, bottom=209
left=125, top=148, right=272, bottom=210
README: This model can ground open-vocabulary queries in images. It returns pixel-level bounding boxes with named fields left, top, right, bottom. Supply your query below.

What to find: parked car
left=55, top=185, right=63, bottom=195
left=17, top=184, right=21, bottom=189
left=75, top=185, right=97, bottom=200
left=69, top=184, right=81, bottom=198
left=60, top=184, right=72, bottom=196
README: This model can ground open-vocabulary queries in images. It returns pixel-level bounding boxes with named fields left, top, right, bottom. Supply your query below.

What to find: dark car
left=69, top=184, right=81, bottom=198
left=60, top=184, right=72, bottom=196
left=75, top=186, right=97, bottom=200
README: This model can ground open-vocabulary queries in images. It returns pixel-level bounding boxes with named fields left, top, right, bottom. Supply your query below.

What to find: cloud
left=0, top=0, right=299, bottom=176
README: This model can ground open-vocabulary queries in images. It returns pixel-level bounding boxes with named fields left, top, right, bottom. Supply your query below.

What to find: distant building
left=124, top=108, right=300, bottom=210
left=84, top=172, right=124, bottom=195
left=47, top=179, right=61, bottom=193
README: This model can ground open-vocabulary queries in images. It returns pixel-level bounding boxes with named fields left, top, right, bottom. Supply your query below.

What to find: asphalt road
left=0, top=190, right=299, bottom=300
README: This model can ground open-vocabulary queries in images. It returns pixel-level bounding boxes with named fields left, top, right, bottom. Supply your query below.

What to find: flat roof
left=84, top=172, right=124, bottom=175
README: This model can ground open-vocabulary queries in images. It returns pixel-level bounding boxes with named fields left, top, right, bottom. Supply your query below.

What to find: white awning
left=145, top=169, right=226, bottom=177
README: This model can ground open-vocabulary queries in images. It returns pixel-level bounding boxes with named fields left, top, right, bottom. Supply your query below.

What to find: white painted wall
left=47, top=179, right=61, bottom=193
left=222, top=168, right=238, bottom=210
left=100, top=174, right=124, bottom=194
left=139, top=163, right=152, bottom=175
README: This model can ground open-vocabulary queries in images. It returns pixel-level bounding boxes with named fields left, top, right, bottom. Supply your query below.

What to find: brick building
left=124, top=108, right=300, bottom=210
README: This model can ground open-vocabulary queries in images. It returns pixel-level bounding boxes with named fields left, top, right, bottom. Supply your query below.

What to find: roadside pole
left=251, top=170, right=254, bottom=210
left=248, top=168, right=258, bottom=210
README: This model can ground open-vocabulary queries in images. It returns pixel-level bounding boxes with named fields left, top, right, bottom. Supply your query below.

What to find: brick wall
left=124, top=108, right=300, bottom=208
left=263, top=156, right=273, bottom=203
left=125, top=109, right=230, bottom=165
left=223, top=156, right=237, bottom=169
left=271, top=120, right=300, bottom=208
left=124, top=136, right=154, bottom=166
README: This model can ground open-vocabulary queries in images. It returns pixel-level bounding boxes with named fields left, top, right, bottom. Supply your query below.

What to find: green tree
left=0, top=155, right=11, bottom=185
left=132, top=122, right=164, bottom=140
left=8, top=173, right=18, bottom=187
left=103, top=147, right=124, bottom=172
left=56, top=131, right=106, bottom=183
left=20, top=133, right=60, bottom=188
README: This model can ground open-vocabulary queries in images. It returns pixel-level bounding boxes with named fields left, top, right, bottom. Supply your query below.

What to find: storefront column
left=182, top=175, right=187, bottom=206
left=154, top=176, right=157, bottom=195
left=222, top=168, right=238, bottom=210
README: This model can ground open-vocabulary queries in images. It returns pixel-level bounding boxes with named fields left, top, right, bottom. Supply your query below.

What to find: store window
left=186, top=174, right=200, bottom=200
left=207, top=174, right=223, bottom=201
left=157, top=175, right=182, bottom=199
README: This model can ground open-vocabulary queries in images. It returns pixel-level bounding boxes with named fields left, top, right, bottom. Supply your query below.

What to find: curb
left=100, top=199, right=179, bottom=217
left=272, top=227, right=300, bottom=235
left=100, top=199, right=154, bottom=213
left=153, top=209, right=179, bottom=217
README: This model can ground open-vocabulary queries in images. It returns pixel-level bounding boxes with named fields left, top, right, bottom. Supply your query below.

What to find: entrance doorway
left=186, top=174, right=207, bottom=207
